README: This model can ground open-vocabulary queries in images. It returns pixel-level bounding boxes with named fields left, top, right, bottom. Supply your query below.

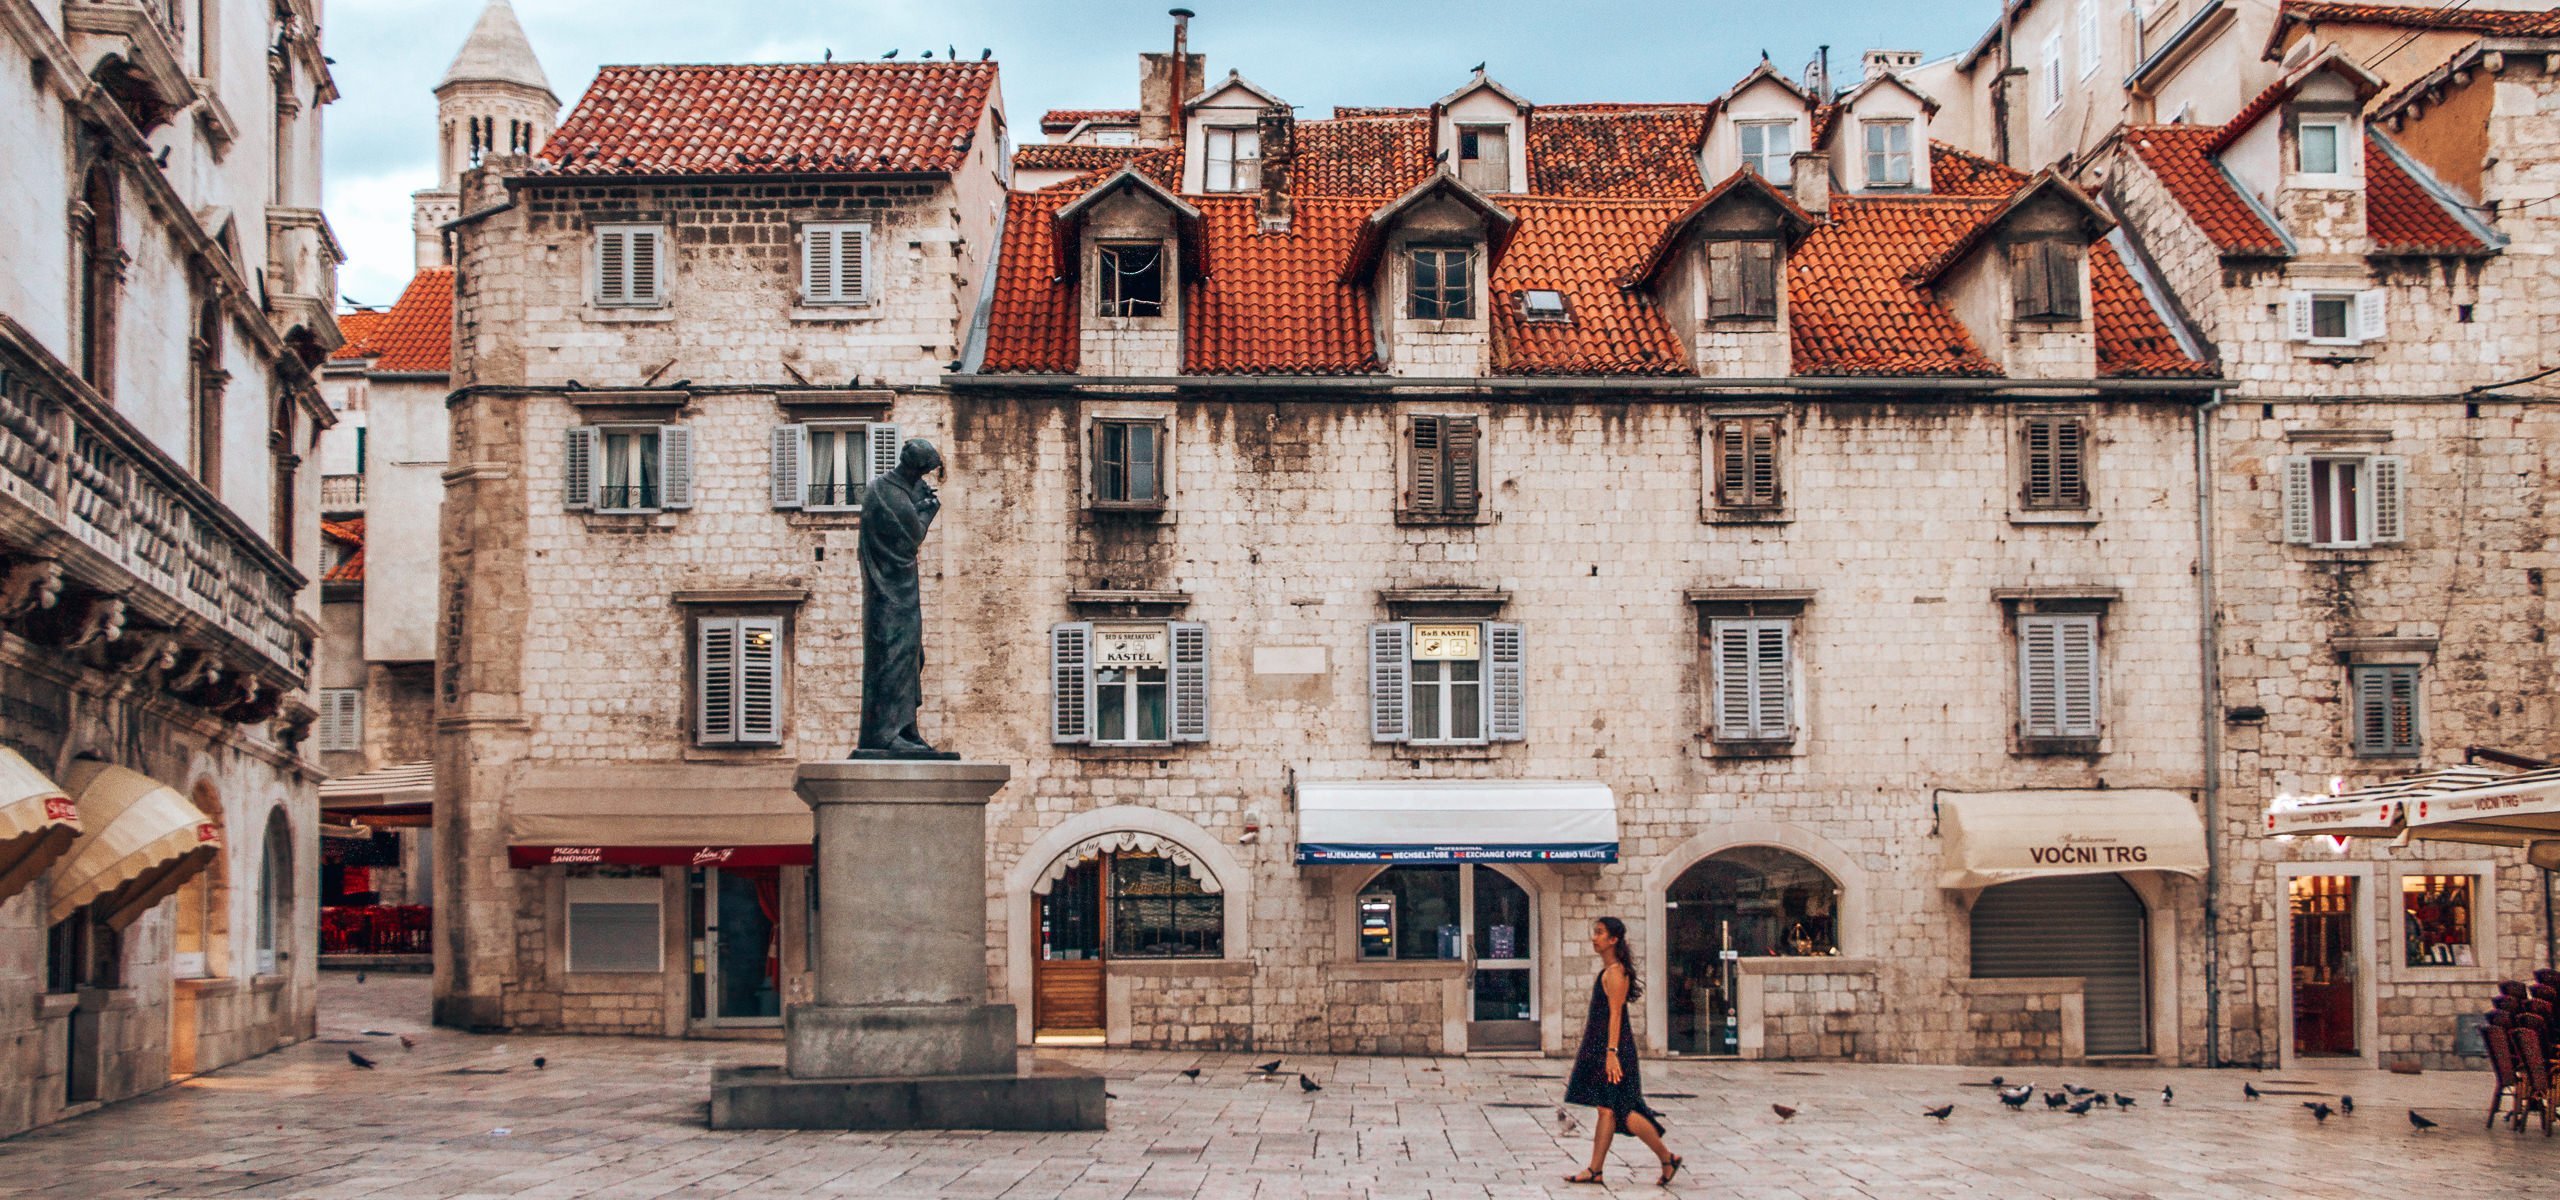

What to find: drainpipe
left=2194, top=386, right=2227, bottom=1066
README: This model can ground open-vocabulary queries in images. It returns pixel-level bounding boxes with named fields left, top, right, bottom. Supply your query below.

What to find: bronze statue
left=857, top=438, right=943, bottom=755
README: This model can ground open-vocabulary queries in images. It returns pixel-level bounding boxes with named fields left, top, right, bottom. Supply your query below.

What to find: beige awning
left=2407, top=766, right=2560, bottom=848
left=50, top=760, right=221, bottom=928
left=0, top=749, right=80, bottom=907
left=1938, top=789, right=2206, bottom=890
left=507, top=763, right=811, bottom=847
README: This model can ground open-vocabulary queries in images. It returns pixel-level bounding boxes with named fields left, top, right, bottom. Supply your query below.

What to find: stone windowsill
left=683, top=744, right=797, bottom=764
left=1066, top=745, right=1186, bottom=761
left=584, top=306, right=677, bottom=324
left=787, top=304, right=883, bottom=323
left=1108, top=959, right=1255, bottom=980
left=1705, top=508, right=1791, bottom=526
left=582, top=512, right=680, bottom=532
left=2015, top=737, right=2105, bottom=758
left=176, top=976, right=247, bottom=998
left=1394, top=742, right=1501, bottom=761
left=563, top=971, right=668, bottom=994
left=1397, top=318, right=1486, bottom=337
left=2008, top=508, right=2101, bottom=527
left=1953, top=976, right=2084, bottom=997
left=784, top=510, right=864, bottom=530
left=1698, top=735, right=1801, bottom=759
left=671, top=587, right=811, bottom=607
left=2294, top=344, right=2375, bottom=364
left=35, top=992, right=78, bottom=1019
left=1089, top=315, right=1178, bottom=331
left=1736, top=956, right=1879, bottom=977
left=78, top=986, right=139, bottom=1012
left=1331, top=960, right=1467, bottom=982
left=2289, top=545, right=2393, bottom=561
left=251, top=974, right=288, bottom=994
left=1395, top=511, right=1491, bottom=528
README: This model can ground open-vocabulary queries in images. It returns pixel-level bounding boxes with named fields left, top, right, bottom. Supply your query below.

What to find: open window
left=565, top=425, right=694, bottom=514
left=1090, top=417, right=1167, bottom=509
left=1457, top=124, right=1510, bottom=193
left=1096, top=242, right=1165, bottom=318
left=1408, top=246, right=1475, bottom=320
left=1202, top=126, right=1261, bottom=192
left=1368, top=621, right=1525, bottom=746
left=2281, top=452, right=2405, bottom=548
left=1049, top=622, right=1209, bottom=746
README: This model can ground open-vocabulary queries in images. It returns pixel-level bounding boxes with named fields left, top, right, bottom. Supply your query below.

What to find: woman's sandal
left=1565, top=1167, right=1606, bottom=1185
left=1657, top=1155, right=1684, bottom=1186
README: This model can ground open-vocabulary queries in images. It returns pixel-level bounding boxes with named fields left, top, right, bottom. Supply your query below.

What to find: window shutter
left=2057, top=614, right=2099, bottom=737
left=1714, top=421, right=1745, bottom=507
left=696, top=616, right=739, bottom=744
left=1750, top=620, right=1791, bottom=738
left=802, top=226, right=833, bottom=304
left=563, top=426, right=597, bottom=510
left=318, top=689, right=361, bottom=751
left=630, top=229, right=661, bottom=303
left=2022, top=419, right=2055, bottom=506
left=2279, top=454, right=2314, bottom=544
left=1408, top=416, right=1444, bottom=513
left=843, top=225, right=870, bottom=303
left=735, top=616, right=783, bottom=744
left=2013, top=244, right=2051, bottom=318
left=1368, top=622, right=1411, bottom=743
left=2286, top=292, right=2314, bottom=341
left=2352, top=666, right=2389, bottom=754
left=1486, top=621, right=1526, bottom=742
left=1711, top=620, right=1792, bottom=740
left=1170, top=620, right=1209, bottom=743
left=2355, top=289, right=2387, bottom=342
left=2052, top=417, right=2086, bottom=506
left=2369, top=453, right=2405, bottom=543
left=1050, top=622, right=1092, bottom=743
left=2048, top=243, right=2082, bottom=319
left=868, top=422, right=902, bottom=483
left=657, top=424, right=694, bottom=509
left=1707, top=241, right=1741, bottom=318
left=1747, top=419, right=1780, bottom=506
left=2018, top=615, right=2062, bottom=737
left=1741, top=240, right=1777, bottom=318
left=597, top=230, right=628, bottom=304
left=771, top=424, right=807, bottom=509
left=1445, top=416, right=1481, bottom=514
left=1711, top=621, right=1754, bottom=738
left=2386, top=667, right=2418, bottom=753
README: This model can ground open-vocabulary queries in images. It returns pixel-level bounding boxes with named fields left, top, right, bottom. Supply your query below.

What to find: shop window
left=1403, top=414, right=1481, bottom=517
left=2349, top=664, right=2419, bottom=756
left=1707, top=240, right=1780, bottom=320
left=1202, top=126, right=1261, bottom=192
left=1738, top=120, right=1794, bottom=183
left=1709, top=416, right=1783, bottom=510
left=1407, top=246, right=1475, bottom=319
left=2016, top=612, right=2101, bottom=742
left=594, top=224, right=665, bottom=307
left=564, top=425, right=694, bottom=514
left=1107, top=853, right=1223, bottom=958
left=1048, top=622, right=1209, bottom=746
left=2280, top=453, right=2404, bottom=548
left=45, top=912, right=119, bottom=993
left=1090, top=418, right=1166, bottom=508
left=693, top=615, right=786, bottom=747
left=1864, top=119, right=1913, bottom=187
left=565, top=872, right=663, bottom=973
left=798, top=221, right=871, bottom=306
left=2401, top=874, right=2477, bottom=968
left=2019, top=414, right=2089, bottom=509
left=1357, top=865, right=1462, bottom=960
left=1665, top=846, right=1842, bottom=1055
left=771, top=422, right=899, bottom=511
left=2012, top=240, right=2084, bottom=321
left=1096, top=242, right=1164, bottom=318
left=1368, top=621, right=1525, bottom=745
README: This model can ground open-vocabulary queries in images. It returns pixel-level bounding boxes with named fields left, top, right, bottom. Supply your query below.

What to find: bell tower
left=414, top=0, right=557, bottom=270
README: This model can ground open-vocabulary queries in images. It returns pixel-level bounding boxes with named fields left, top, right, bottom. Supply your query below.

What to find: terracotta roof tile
left=1789, top=197, right=2002, bottom=376
left=1186, top=198, right=1380, bottom=374
left=1930, top=142, right=2030, bottom=197
left=2126, top=124, right=2290, bottom=256
left=1291, top=116, right=1434, bottom=196
left=1524, top=109, right=1709, bottom=198
left=321, top=517, right=364, bottom=583
left=2090, top=242, right=2213, bottom=377
left=1015, top=143, right=1149, bottom=174
left=2276, top=1, right=2560, bottom=37
left=1040, top=107, right=1136, bottom=132
left=2366, top=136, right=2490, bottom=254
left=329, top=310, right=386, bottom=360
left=981, top=191, right=1079, bottom=373
left=1332, top=105, right=1424, bottom=119
left=368, top=269, right=455, bottom=374
left=1490, top=199, right=1687, bottom=375
left=537, top=62, right=995, bottom=177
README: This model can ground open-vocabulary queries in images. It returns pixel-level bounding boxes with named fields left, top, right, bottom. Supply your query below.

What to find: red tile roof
left=1187, top=198, right=1380, bottom=374
left=537, top=62, right=996, bottom=177
left=1789, top=198, right=2001, bottom=377
left=1524, top=109, right=1710, bottom=198
left=1492, top=199, right=1688, bottom=375
left=2275, top=1, right=2560, bottom=38
left=329, top=310, right=386, bottom=360
left=1291, top=116, right=1433, bottom=196
left=1332, top=105, right=1425, bottom=119
left=2090, top=242, right=2211, bottom=377
left=1015, top=143, right=1149, bottom=175
left=368, top=269, right=456, bottom=374
left=2203, top=52, right=2383, bottom=155
left=2366, top=137, right=2492, bottom=254
left=2126, top=124, right=2290, bottom=256
left=982, top=191, right=1081, bottom=374
left=1930, top=142, right=2030, bottom=197
left=321, top=518, right=364, bottom=583
left=1041, top=108, right=1136, bottom=132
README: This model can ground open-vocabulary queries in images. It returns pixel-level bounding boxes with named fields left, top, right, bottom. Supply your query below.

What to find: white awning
left=2407, top=766, right=2560, bottom=846
left=507, top=763, right=811, bottom=847
left=1294, top=780, right=1617, bottom=865
left=1030, top=830, right=1222, bottom=895
left=1938, top=789, right=2205, bottom=890
left=0, top=748, right=78, bottom=908
left=319, top=761, right=432, bottom=809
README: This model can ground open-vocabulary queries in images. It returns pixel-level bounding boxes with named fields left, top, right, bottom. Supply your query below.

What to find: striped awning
left=319, top=760, right=432, bottom=809
left=50, top=760, right=221, bottom=928
left=1031, top=830, right=1222, bottom=895
left=0, top=749, right=79, bottom=908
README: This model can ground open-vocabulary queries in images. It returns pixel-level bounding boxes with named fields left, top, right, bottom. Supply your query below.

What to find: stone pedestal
left=709, top=759, right=1106, bottom=1131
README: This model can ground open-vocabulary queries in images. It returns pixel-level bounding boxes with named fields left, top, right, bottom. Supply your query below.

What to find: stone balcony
left=265, top=208, right=345, bottom=356
left=319, top=474, right=364, bottom=515
left=0, top=320, right=314, bottom=737
left=62, top=0, right=197, bottom=133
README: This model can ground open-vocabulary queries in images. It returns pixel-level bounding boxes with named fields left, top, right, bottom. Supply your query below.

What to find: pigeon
left=948, top=45, right=958, bottom=62
left=2064, top=1084, right=2095, bottom=1098
left=1923, top=1104, right=1953, bottom=1121
left=1771, top=1104, right=1797, bottom=1121
left=1989, top=1076, right=2005, bottom=1087
left=2339, top=1095, right=2353, bottom=1115
left=2001, top=1089, right=2033, bottom=1110
left=2093, top=1093, right=2113, bottom=1108
left=1104, top=1090, right=1118, bottom=1099
left=1554, top=1106, right=1581, bottom=1134
left=1472, top=61, right=1487, bottom=74
left=2066, top=1097, right=2095, bottom=1116
left=922, top=49, right=934, bottom=59
left=1179, top=1068, right=1200, bottom=1080
left=533, top=1056, right=546, bottom=1070
left=1998, top=1083, right=2034, bottom=1103
left=2408, top=1109, right=2438, bottom=1131
left=883, top=49, right=899, bottom=59
left=399, top=1035, right=416, bottom=1051
left=980, top=49, right=993, bottom=61
left=2043, top=1092, right=2066, bottom=1109
left=1254, top=1059, right=1284, bottom=1076
left=356, top=972, right=367, bottom=984
left=1299, top=1074, right=1322, bottom=1093
left=2112, top=1093, right=2135, bottom=1109
left=2243, top=1082, right=2261, bottom=1100
left=822, top=49, right=832, bottom=62
left=155, top=146, right=171, bottom=167
left=2161, top=1085, right=2174, bottom=1106
left=347, top=1051, right=376, bottom=1069
left=2305, top=1102, right=2334, bottom=1123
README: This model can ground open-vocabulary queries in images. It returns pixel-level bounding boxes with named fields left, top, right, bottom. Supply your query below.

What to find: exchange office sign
left=1297, top=842, right=1618, bottom=865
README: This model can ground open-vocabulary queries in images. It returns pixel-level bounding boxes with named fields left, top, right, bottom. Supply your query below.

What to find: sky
left=321, top=0, right=1997, bottom=306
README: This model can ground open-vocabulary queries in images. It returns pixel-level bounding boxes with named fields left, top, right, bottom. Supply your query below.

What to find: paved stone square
left=1, top=974, right=2552, bottom=1198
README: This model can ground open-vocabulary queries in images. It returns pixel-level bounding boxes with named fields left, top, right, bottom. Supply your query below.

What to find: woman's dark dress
left=1564, top=966, right=1665, bottom=1134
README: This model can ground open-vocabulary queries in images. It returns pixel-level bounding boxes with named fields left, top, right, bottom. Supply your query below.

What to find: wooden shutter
left=1710, top=619, right=1791, bottom=740
left=2351, top=667, right=2389, bottom=754
left=1444, top=416, right=1480, bottom=514
left=1368, top=622, right=1411, bottom=743
left=563, top=426, right=597, bottom=510
left=657, top=424, right=694, bottom=509
left=2279, top=455, right=2314, bottom=544
left=771, top=424, right=807, bottom=509
left=1740, top=240, right=1777, bottom=318
left=736, top=616, right=783, bottom=744
left=2013, top=243, right=2052, bottom=318
left=2048, top=243, right=2083, bottom=319
left=1714, top=421, right=1746, bottom=507
left=1408, top=415, right=1444, bottom=513
left=2355, top=289, right=2387, bottom=343
left=696, top=616, right=739, bottom=744
left=2022, top=416, right=2087, bottom=508
left=2286, top=292, right=2314, bottom=341
left=1707, top=241, right=1741, bottom=319
left=1050, top=622, right=1092, bottom=743
left=2056, top=614, right=2099, bottom=737
left=1486, top=621, right=1525, bottom=742
left=597, top=229, right=628, bottom=304
left=1714, top=418, right=1780, bottom=508
left=319, top=689, right=361, bottom=751
left=2385, top=666, right=2419, bottom=752
left=802, top=226, right=835, bottom=303
left=2020, top=613, right=2101, bottom=739
left=2369, top=454, right=2405, bottom=543
left=1170, top=621, right=1209, bottom=743
left=867, top=422, right=902, bottom=483
left=630, top=228, right=660, bottom=303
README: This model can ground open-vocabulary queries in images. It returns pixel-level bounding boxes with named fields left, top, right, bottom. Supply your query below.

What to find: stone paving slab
left=0, top=975, right=2551, bottom=1198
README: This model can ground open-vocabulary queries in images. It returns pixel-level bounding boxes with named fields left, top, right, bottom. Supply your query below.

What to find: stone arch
left=1639, top=822, right=1872, bottom=1053
left=256, top=804, right=293, bottom=975
left=1001, top=806, right=1248, bottom=1045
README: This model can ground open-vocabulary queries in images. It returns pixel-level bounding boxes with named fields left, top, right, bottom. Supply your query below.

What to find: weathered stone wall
left=1752, top=964, right=1881, bottom=1062
left=1957, top=977, right=2080, bottom=1066
left=1115, top=962, right=1256, bottom=1049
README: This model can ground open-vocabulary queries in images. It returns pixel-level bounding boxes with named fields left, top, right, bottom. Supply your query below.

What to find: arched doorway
left=1664, top=847, right=1841, bottom=1056
left=171, top=780, right=228, bottom=980
left=1970, top=874, right=2150, bottom=1056
left=1352, top=863, right=1538, bottom=1050
left=256, top=807, right=293, bottom=976
left=1031, top=834, right=1224, bottom=1042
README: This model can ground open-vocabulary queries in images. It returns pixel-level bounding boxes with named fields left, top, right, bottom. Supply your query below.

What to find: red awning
left=507, top=844, right=813, bottom=869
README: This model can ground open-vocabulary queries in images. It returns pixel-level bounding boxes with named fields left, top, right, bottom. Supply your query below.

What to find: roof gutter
left=2126, top=0, right=2229, bottom=94
left=944, top=373, right=2226, bottom=396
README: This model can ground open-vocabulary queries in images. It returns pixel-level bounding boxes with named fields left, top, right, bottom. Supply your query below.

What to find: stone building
left=0, top=0, right=334, bottom=1134
left=435, top=14, right=2243, bottom=1066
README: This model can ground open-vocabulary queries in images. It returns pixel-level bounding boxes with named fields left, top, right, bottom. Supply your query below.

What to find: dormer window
left=1096, top=242, right=1165, bottom=318
left=1457, top=125, right=1510, bottom=192
left=1864, top=121, right=1913, bottom=187
left=1707, top=240, right=1780, bottom=320
left=2011, top=240, right=2084, bottom=321
left=1408, top=246, right=1475, bottom=319
left=2296, top=116, right=2350, bottom=177
left=1738, top=121, right=1795, bottom=184
left=1203, top=126, right=1262, bottom=192
left=1519, top=289, right=1569, bottom=323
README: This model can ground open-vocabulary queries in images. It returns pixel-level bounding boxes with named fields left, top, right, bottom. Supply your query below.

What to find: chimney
left=1136, top=9, right=1205, bottom=148
left=1790, top=150, right=1829, bottom=218
left=1256, top=104, right=1295, bottom=233
left=1862, top=48, right=1922, bottom=79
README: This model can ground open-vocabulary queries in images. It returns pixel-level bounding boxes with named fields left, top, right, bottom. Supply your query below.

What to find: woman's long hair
left=1595, top=916, right=1643, bottom=1000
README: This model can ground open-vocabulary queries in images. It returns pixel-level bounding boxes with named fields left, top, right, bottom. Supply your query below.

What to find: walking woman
left=1564, top=916, right=1682, bottom=1186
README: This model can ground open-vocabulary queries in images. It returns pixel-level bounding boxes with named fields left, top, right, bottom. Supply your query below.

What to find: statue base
left=710, top=1062, right=1106, bottom=1131
left=843, top=747, right=962, bottom=761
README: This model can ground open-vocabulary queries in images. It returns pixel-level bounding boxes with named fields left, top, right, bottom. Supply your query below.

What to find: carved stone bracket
left=166, top=649, right=223, bottom=697
left=270, top=693, right=315, bottom=750
left=0, top=558, right=64, bottom=619
left=107, top=632, right=181, bottom=676
left=59, top=594, right=125, bottom=649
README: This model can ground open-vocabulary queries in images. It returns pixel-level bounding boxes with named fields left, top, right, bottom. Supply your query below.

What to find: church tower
left=413, top=0, right=557, bottom=270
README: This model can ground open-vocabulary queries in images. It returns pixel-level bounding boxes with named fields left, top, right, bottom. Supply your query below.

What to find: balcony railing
left=0, top=325, right=306, bottom=682
left=321, top=473, right=365, bottom=512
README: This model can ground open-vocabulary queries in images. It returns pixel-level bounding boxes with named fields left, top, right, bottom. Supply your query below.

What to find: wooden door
left=1034, top=859, right=1108, bottom=1035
